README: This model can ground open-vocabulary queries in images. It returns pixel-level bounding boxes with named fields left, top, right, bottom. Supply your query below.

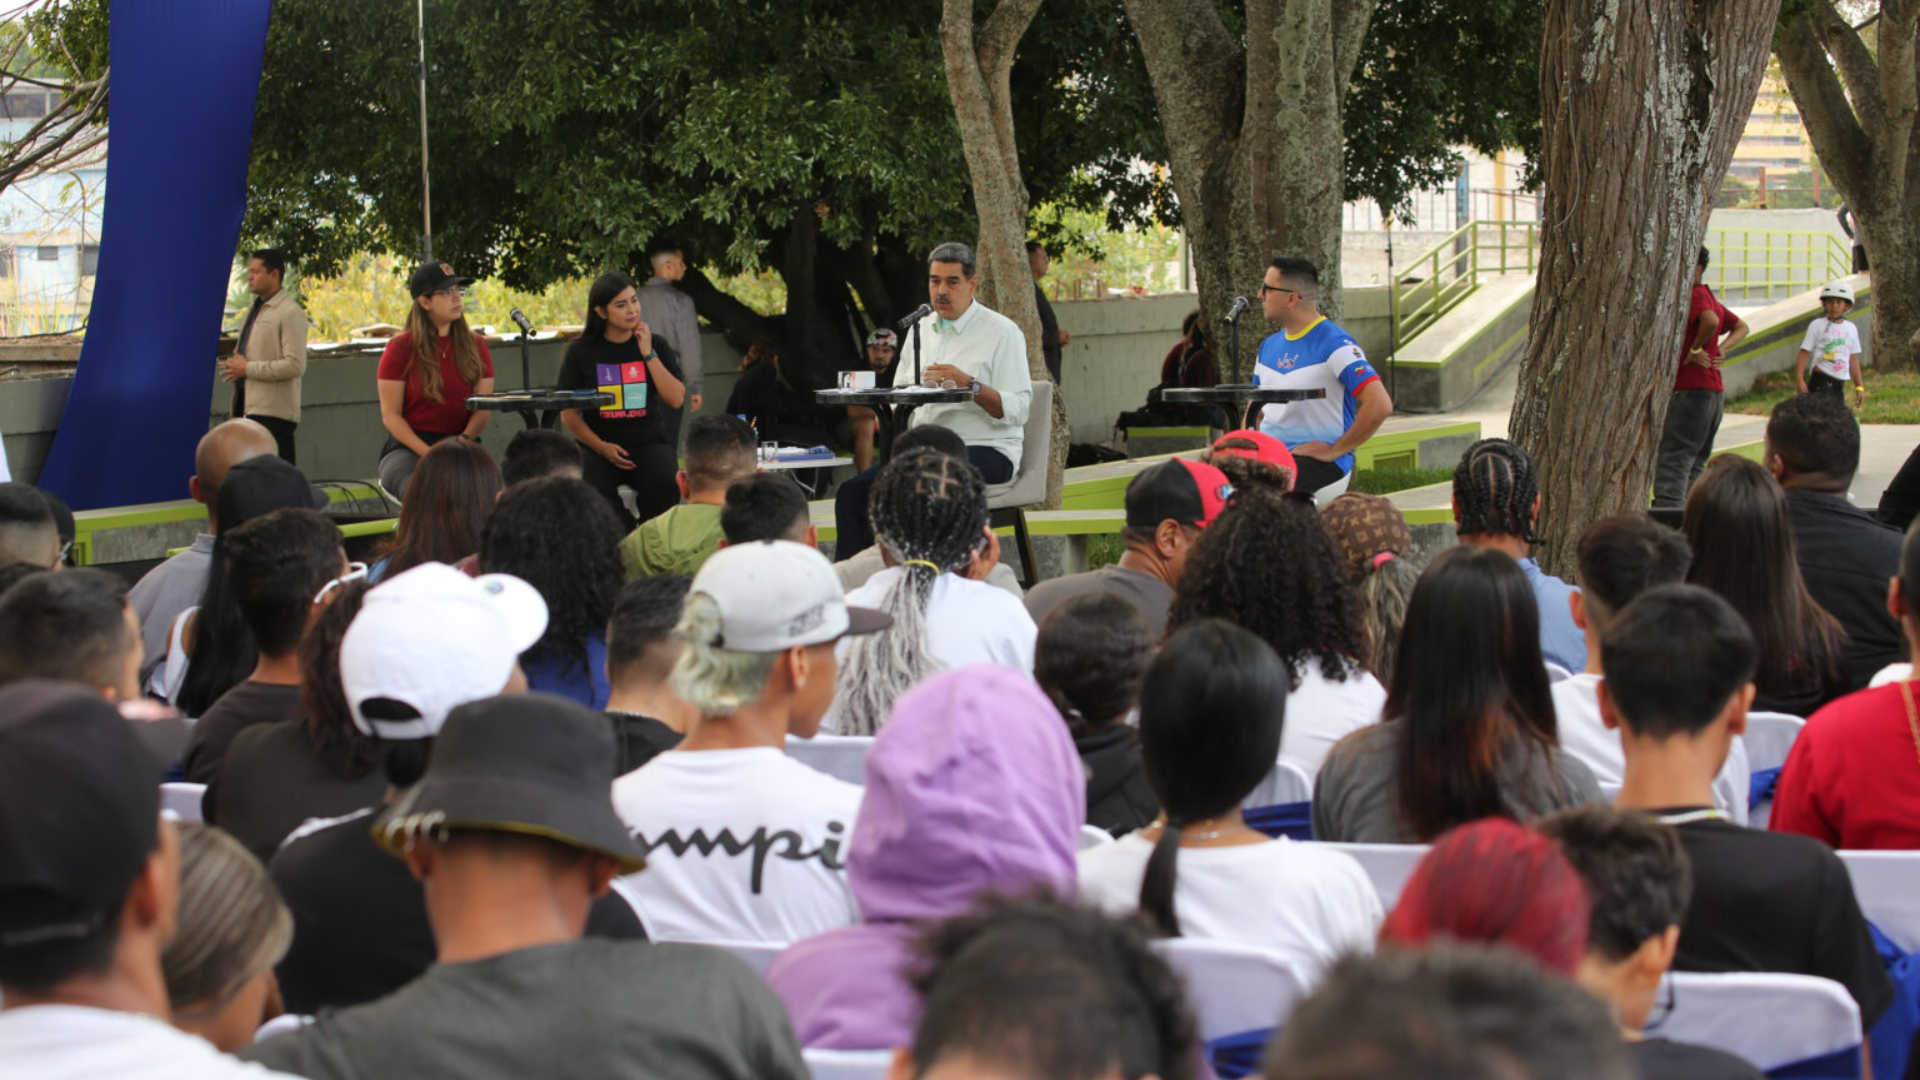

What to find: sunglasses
left=315, top=562, right=370, bottom=604
left=1257, top=284, right=1298, bottom=297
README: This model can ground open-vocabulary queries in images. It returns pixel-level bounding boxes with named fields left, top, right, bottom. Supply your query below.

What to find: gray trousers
left=1652, top=389, right=1723, bottom=508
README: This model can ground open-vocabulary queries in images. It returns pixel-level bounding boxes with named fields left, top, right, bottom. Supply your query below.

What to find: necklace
left=1174, top=820, right=1252, bottom=841
left=1652, top=809, right=1728, bottom=826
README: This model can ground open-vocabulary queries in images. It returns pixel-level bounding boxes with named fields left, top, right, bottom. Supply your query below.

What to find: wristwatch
left=968, top=379, right=982, bottom=394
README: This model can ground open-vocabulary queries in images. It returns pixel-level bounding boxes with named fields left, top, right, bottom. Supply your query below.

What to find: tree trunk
left=941, top=0, right=1068, bottom=510
left=1124, top=0, right=1375, bottom=350
left=1775, top=3, right=1920, bottom=374
left=1512, top=0, right=1779, bottom=578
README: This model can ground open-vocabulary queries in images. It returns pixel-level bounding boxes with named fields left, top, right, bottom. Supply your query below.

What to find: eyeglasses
left=315, top=562, right=370, bottom=604
left=430, top=286, right=467, bottom=300
left=51, top=539, right=71, bottom=567
left=1257, top=283, right=1298, bottom=297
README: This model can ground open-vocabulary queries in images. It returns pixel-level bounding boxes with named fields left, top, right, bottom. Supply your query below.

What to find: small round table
left=1161, top=385, right=1326, bottom=430
left=762, top=453, right=855, bottom=497
left=814, top=387, right=977, bottom=464
left=465, top=389, right=615, bottom=431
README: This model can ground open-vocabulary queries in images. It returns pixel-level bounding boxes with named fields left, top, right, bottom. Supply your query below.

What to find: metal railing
left=1389, top=221, right=1855, bottom=350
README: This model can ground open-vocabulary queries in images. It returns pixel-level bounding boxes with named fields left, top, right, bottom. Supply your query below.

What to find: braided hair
left=835, top=447, right=988, bottom=735
left=1452, top=438, right=1539, bottom=542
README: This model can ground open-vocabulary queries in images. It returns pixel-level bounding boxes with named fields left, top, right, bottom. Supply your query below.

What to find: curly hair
left=479, top=476, right=625, bottom=682
left=1165, top=489, right=1364, bottom=688
left=297, top=579, right=378, bottom=778
left=1452, top=438, right=1538, bottom=542
left=835, top=448, right=989, bottom=735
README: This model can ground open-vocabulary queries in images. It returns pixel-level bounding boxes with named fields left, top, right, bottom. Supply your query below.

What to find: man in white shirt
left=612, top=540, right=891, bottom=943
left=0, top=681, right=302, bottom=1080
left=1556, top=514, right=1749, bottom=818
left=895, top=241, right=1034, bottom=483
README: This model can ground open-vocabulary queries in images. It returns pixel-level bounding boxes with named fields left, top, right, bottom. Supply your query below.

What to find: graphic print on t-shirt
left=632, top=820, right=848, bottom=893
left=1253, top=318, right=1380, bottom=474
left=597, top=361, right=650, bottom=419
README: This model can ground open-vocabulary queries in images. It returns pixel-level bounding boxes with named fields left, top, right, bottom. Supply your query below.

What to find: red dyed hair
left=1379, top=818, right=1591, bottom=975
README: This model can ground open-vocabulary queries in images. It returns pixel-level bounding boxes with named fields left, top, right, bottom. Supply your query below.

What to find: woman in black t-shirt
left=556, top=272, right=686, bottom=527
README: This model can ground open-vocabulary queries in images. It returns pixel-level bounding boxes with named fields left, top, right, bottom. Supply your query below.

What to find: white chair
left=1544, top=660, right=1574, bottom=683
left=160, top=781, right=206, bottom=824
left=1079, top=824, right=1115, bottom=850
left=1839, top=850, right=1920, bottom=953
left=984, top=380, right=1052, bottom=588
left=1153, top=938, right=1314, bottom=1043
left=253, top=1013, right=313, bottom=1043
left=1316, top=842, right=1428, bottom=910
left=1656, top=971, right=1861, bottom=1075
left=785, top=734, right=874, bottom=786
left=696, top=939, right=784, bottom=978
left=1240, top=759, right=1313, bottom=811
left=1744, top=711, right=1806, bottom=829
left=803, top=1048, right=895, bottom=1080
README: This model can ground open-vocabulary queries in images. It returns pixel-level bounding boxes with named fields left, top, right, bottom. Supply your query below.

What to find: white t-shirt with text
left=1799, top=317, right=1862, bottom=380
left=611, top=748, right=862, bottom=944
left=1551, top=673, right=1752, bottom=823
left=0, top=1005, right=306, bottom=1080
left=1281, top=658, right=1387, bottom=779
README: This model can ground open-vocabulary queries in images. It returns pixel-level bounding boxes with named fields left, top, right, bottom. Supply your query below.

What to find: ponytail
left=1138, top=820, right=1185, bottom=937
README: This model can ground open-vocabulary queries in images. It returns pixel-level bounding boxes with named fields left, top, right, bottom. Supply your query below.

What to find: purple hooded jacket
left=764, top=665, right=1086, bottom=1049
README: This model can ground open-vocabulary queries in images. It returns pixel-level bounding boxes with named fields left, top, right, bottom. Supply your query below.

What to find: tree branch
left=977, top=0, right=1044, bottom=76
left=1777, top=14, right=1872, bottom=198
left=1816, top=0, right=1892, bottom=143
left=1120, top=0, right=1243, bottom=164
left=1329, top=0, right=1378, bottom=99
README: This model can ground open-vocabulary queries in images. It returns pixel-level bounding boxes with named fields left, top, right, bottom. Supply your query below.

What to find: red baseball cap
left=1210, top=429, right=1297, bottom=492
left=1125, top=458, right=1235, bottom=530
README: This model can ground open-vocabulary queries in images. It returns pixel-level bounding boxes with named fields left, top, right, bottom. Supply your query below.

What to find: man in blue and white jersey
left=1251, top=257, right=1393, bottom=497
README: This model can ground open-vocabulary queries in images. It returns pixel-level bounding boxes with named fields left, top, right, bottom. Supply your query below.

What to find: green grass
left=1347, top=465, right=1454, bottom=495
left=1088, top=533, right=1124, bottom=570
left=1727, top=367, right=1920, bottom=424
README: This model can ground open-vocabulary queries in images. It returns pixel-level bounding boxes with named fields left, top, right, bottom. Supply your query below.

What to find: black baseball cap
left=408, top=261, right=474, bottom=299
left=0, top=681, right=164, bottom=950
left=1125, top=458, right=1235, bottom=530
left=372, top=693, right=647, bottom=873
left=214, top=455, right=328, bottom=533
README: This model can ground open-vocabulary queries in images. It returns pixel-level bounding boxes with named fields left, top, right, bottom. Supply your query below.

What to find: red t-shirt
left=1771, top=682, right=1920, bottom=850
left=376, top=332, right=495, bottom=435
left=1673, top=283, right=1734, bottom=393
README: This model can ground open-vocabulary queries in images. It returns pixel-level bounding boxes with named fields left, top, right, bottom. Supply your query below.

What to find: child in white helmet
left=1795, top=281, right=1866, bottom=408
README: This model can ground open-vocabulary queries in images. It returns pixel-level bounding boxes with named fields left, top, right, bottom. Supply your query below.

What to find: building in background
left=0, top=85, right=104, bottom=336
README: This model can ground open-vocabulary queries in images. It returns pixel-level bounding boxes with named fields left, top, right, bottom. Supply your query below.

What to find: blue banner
left=38, top=0, right=275, bottom=509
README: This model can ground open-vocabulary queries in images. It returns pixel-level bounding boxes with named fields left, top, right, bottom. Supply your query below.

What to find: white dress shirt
left=894, top=298, right=1033, bottom=465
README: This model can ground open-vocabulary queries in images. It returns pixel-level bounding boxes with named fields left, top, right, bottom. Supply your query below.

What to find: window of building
left=0, top=247, right=16, bottom=279
left=36, top=245, right=58, bottom=262
left=79, top=244, right=99, bottom=276
left=2, top=92, right=47, bottom=119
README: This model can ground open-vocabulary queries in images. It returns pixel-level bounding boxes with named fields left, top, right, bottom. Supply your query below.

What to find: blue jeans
left=834, top=446, right=1013, bottom=558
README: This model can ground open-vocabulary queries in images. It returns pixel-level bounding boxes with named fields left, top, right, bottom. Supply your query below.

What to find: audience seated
left=1035, top=593, right=1158, bottom=837
left=0, top=560, right=45, bottom=595
left=1262, top=944, right=1636, bottom=1080
left=38, top=488, right=72, bottom=567
left=1601, top=583, right=1892, bottom=1028
left=267, top=563, right=643, bottom=1015
left=1078, top=618, right=1380, bottom=973
left=767, top=666, right=1084, bottom=1049
left=366, top=437, right=501, bottom=584
left=612, top=540, right=889, bottom=942
left=164, top=455, right=330, bottom=715
left=499, top=427, right=584, bottom=486
left=834, top=425, right=1024, bottom=598
left=603, top=575, right=694, bottom=774
left=127, top=419, right=278, bottom=667
left=1682, top=455, right=1850, bottom=716
left=1538, top=805, right=1766, bottom=1080
left=205, top=580, right=385, bottom=863
left=0, top=568, right=143, bottom=702
left=161, top=824, right=293, bottom=1053
left=0, top=680, right=304, bottom=1079
left=1026, top=457, right=1231, bottom=641
left=1205, top=428, right=1297, bottom=495
left=834, top=448, right=1035, bottom=734
left=893, top=894, right=1199, bottom=1080
left=1318, top=491, right=1418, bottom=685
left=720, top=472, right=817, bottom=547
left=480, top=475, right=625, bottom=708
left=619, top=414, right=757, bottom=579
left=1451, top=438, right=1586, bottom=672
left=1315, top=546, right=1601, bottom=843
left=244, top=694, right=807, bottom=1080
left=0, top=480, right=59, bottom=570
left=1767, top=392, right=1903, bottom=690
left=1169, top=490, right=1384, bottom=775
left=1556, top=514, right=1750, bottom=814
left=1773, top=517, right=1920, bottom=849
left=183, top=508, right=348, bottom=784
left=1378, top=818, right=1591, bottom=973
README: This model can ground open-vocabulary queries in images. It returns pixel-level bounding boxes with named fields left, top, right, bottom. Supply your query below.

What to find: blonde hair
left=403, top=301, right=485, bottom=404
left=161, top=824, right=293, bottom=1020
left=669, top=593, right=779, bottom=716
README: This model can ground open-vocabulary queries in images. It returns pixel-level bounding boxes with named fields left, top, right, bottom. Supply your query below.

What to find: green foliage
left=22, top=0, right=107, bottom=86
left=1347, top=464, right=1453, bottom=495
left=1034, top=199, right=1184, bottom=295
left=1728, top=366, right=1920, bottom=424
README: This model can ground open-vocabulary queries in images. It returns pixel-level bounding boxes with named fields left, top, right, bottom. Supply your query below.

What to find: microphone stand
left=1226, top=308, right=1244, bottom=385
left=913, top=318, right=923, bottom=387
left=519, top=325, right=532, bottom=393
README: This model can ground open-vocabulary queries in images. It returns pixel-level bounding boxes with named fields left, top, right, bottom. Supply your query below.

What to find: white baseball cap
left=691, top=540, right=891, bottom=651
left=339, top=562, right=549, bottom=740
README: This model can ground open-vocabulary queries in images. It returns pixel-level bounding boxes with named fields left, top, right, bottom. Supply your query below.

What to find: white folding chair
left=694, top=939, right=784, bottom=978
left=1153, top=938, right=1314, bottom=1043
left=984, top=381, right=1053, bottom=589
left=1656, top=972, right=1861, bottom=1076
left=1839, top=850, right=1920, bottom=953
left=803, top=1048, right=895, bottom=1080
left=253, top=1013, right=313, bottom=1043
left=1079, top=824, right=1115, bottom=850
left=1544, top=660, right=1574, bottom=683
left=1744, top=711, right=1806, bottom=830
left=785, top=734, right=874, bottom=786
left=1315, top=842, right=1428, bottom=911
left=160, top=781, right=206, bottom=824
left=1240, top=759, right=1313, bottom=811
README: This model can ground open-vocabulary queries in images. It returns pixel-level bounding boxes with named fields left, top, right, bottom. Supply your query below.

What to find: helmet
left=1820, top=281, right=1856, bottom=306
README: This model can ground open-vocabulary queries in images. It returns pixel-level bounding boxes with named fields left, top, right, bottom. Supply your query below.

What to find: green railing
left=1390, top=220, right=1539, bottom=350
left=1390, top=221, right=1856, bottom=350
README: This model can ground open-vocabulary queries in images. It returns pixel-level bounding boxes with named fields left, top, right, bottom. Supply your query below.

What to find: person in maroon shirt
left=375, top=262, right=496, bottom=499
left=1653, top=247, right=1748, bottom=508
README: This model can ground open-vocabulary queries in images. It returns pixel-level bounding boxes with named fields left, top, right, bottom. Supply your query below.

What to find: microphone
left=1223, top=296, right=1250, bottom=322
left=898, top=304, right=935, bottom=330
left=508, top=308, right=535, bottom=336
